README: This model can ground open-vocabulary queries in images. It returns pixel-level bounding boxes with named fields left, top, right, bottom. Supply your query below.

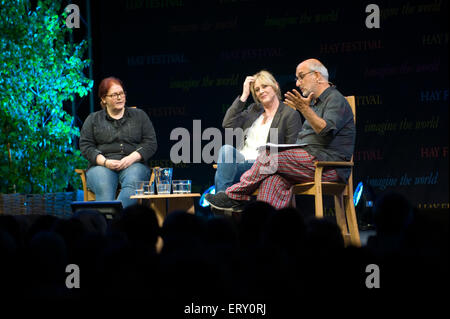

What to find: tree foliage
left=0, top=0, right=92, bottom=194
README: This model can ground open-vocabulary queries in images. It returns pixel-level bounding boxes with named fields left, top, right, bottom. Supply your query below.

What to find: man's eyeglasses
left=105, top=92, right=126, bottom=99
left=295, top=71, right=315, bottom=82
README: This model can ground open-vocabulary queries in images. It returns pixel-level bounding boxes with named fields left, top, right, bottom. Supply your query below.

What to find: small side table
left=130, top=193, right=201, bottom=226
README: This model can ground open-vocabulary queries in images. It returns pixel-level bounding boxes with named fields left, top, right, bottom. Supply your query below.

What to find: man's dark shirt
left=79, top=107, right=157, bottom=168
left=296, top=86, right=355, bottom=181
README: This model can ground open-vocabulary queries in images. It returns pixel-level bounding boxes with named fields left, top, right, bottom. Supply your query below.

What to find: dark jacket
left=222, top=96, right=302, bottom=150
left=79, top=107, right=157, bottom=167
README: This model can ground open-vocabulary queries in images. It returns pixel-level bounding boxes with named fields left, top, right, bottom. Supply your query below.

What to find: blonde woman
left=215, top=70, right=302, bottom=193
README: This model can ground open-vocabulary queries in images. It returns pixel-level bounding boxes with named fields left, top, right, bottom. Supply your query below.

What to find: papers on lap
left=257, top=143, right=307, bottom=151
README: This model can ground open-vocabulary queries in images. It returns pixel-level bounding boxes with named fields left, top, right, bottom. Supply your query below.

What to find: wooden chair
left=290, top=96, right=360, bottom=247
left=75, top=166, right=157, bottom=202
left=75, top=169, right=96, bottom=201
left=212, top=96, right=360, bottom=247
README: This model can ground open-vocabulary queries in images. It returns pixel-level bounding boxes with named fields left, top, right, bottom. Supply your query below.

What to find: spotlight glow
left=199, top=186, right=215, bottom=207
left=353, top=182, right=363, bottom=206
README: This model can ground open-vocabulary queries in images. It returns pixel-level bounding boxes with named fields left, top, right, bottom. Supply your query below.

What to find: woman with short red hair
left=79, top=77, right=157, bottom=207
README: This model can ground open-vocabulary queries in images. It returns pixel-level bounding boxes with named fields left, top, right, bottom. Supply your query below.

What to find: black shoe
left=205, top=192, right=246, bottom=212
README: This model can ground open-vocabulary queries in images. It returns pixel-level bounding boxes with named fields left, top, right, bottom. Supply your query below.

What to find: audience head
left=161, top=210, right=206, bottom=246
left=25, top=214, right=58, bottom=245
left=0, top=230, right=17, bottom=256
left=264, top=207, right=306, bottom=252
left=72, top=209, right=108, bottom=236
left=52, top=217, right=86, bottom=257
left=205, top=215, right=239, bottom=248
left=114, top=204, right=159, bottom=246
left=28, top=231, right=68, bottom=283
left=0, top=215, right=21, bottom=248
left=305, top=217, right=344, bottom=255
left=373, top=191, right=413, bottom=235
left=239, top=201, right=276, bottom=247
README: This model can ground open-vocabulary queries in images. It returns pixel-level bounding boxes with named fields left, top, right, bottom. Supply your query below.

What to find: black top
left=222, top=96, right=303, bottom=150
left=79, top=107, right=157, bottom=167
left=296, top=87, right=355, bottom=181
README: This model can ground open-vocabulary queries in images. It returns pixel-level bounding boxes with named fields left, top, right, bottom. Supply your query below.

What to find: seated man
left=215, top=70, right=302, bottom=193
left=206, top=59, right=355, bottom=211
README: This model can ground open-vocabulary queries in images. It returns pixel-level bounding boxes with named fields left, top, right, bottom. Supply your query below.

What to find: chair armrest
left=313, top=161, right=354, bottom=186
left=315, top=161, right=354, bottom=168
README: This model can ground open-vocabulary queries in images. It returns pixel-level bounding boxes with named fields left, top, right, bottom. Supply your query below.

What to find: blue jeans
left=215, top=144, right=254, bottom=193
left=86, top=163, right=151, bottom=208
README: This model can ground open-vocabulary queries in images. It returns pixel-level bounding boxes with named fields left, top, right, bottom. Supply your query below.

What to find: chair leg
left=314, top=192, right=324, bottom=218
left=344, top=194, right=361, bottom=247
left=290, top=193, right=297, bottom=208
left=314, top=167, right=324, bottom=218
left=334, top=194, right=350, bottom=245
left=76, top=169, right=93, bottom=201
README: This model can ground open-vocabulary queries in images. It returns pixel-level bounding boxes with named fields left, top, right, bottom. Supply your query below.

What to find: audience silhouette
left=0, top=192, right=447, bottom=308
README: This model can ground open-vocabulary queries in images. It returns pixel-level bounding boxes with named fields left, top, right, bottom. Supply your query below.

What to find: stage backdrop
left=76, top=0, right=448, bottom=212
